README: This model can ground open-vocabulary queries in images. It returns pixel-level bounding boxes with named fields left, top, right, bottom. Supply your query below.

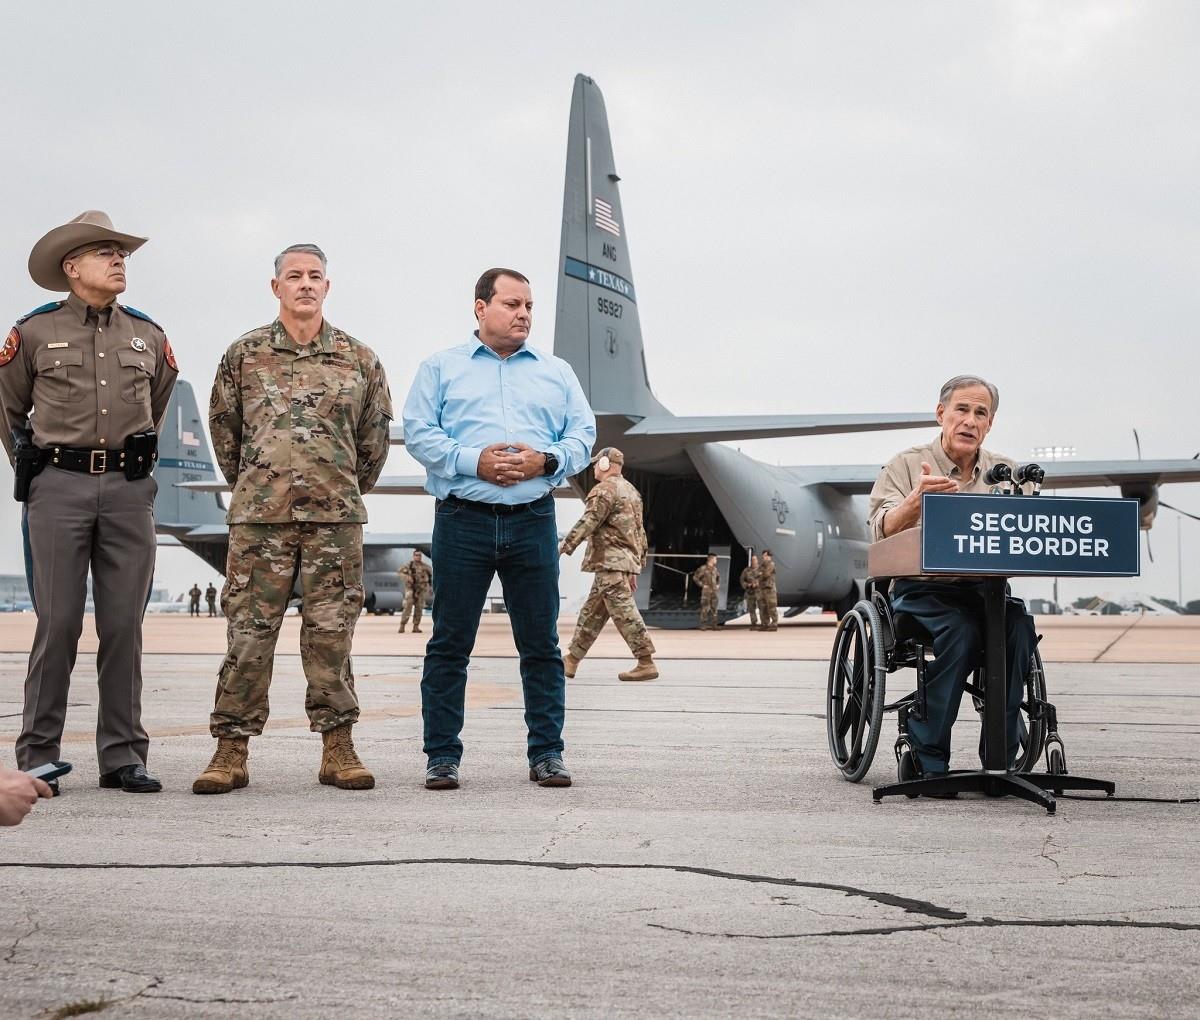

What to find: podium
left=866, top=493, right=1139, bottom=813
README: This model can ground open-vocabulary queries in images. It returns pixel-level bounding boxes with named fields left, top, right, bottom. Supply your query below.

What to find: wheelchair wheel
left=1013, top=647, right=1048, bottom=773
left=827, top=599, right=886, bottom=782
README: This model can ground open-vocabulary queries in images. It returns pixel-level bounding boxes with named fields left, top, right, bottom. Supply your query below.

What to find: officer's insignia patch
left=131, top=338, right=147, bottom=352
left=0, top=328, right=20, bottom=367
left=334, top=338, right=350, bottom=352
left=163, top=337, right=178, bottom=370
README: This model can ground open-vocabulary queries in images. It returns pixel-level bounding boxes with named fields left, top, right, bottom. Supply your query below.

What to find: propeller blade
left=1161, top=501, right=1200, bottom=523
left=1133, top=428, right=1143, bottom=460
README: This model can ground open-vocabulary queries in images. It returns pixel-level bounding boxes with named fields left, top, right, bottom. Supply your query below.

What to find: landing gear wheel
left=827, top=600, right=886, bottom=783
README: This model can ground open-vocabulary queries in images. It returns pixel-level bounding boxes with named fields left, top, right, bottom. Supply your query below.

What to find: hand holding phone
left=25, top=761, right=72, bottom=783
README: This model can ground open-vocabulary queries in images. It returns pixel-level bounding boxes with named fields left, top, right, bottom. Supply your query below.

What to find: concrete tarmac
left=1, top=639, right=1199, bottom=1017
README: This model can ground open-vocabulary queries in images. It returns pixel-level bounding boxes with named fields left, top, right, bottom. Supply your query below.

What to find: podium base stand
left=871, top=770, right=1115, bottom=814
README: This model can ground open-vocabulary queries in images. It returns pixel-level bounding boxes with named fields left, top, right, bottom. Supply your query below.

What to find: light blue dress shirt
left=403, top=335, right=597, bottom=504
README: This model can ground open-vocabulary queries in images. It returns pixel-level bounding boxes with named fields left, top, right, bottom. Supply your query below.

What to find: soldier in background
left=740, top=554, right=762, bottom=630
left=692, top=554, right=721, bottom=630
left=205, top=582, right=218, bottom=617
left=560, top=447, right=658, bottom=682
left=192, top=243, right=392, bottom=795
left=397, top=550, right=432, bottom=633
left=188, top=583, right=202, bottom=617
left=759, top=548, right=779, bottom=631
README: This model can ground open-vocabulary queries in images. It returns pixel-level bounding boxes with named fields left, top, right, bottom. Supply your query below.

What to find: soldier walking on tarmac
left=397, top=550, right=432, bottom=633
left=192, top=243, right=392, bottom=795
left=560, top=447, right=658, bottom=682
left=693, top=554, right=721, bottom=630
left=188, top=584, right=202, bottom=617
left=205, top=582, right=218, bottom=616
left=740, top=554, right=762, bottom=630
left=759, top=548, right=779, bottom=631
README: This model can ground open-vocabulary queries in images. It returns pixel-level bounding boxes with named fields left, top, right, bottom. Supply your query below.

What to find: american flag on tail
left=594, top=197, right=621, bottom=237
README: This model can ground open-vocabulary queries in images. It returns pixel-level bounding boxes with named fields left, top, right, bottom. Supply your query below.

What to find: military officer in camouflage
left=0, top=210, right=177, bottom=795
left=560, top=447, right=658, bottom=682
left=692, top=554, right=721, bottom=630
left=193, top=243, right=393, bottom=795
left=759, top=549, right=779, bottom=631
left=397, top=550, right=432, bottom=633
left=740, top=555, right=762, bottom=630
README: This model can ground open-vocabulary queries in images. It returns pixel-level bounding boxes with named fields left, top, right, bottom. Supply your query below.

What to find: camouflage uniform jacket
left=210, top=319, right=393, bottom=524
left=692, top=563, right=720, bottom=592
left=759, top=559, right=777, bottom=591
left=739, top=565, right=760, bottom=591
left=398, top=559, right=432, bottom=592
left=561, top=475, right=648, bottom=574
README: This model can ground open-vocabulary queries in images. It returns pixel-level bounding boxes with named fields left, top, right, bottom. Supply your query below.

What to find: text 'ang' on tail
left=153, top=379, right=226, bottom=529
left=554, top=73, right=666, bottom=421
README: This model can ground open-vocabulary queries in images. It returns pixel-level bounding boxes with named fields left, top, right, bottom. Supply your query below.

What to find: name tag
left=46, top=342, right=70, bottom=350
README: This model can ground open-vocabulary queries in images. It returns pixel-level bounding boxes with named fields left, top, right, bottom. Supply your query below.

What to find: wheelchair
left=826, top=578, right=1071, bottom=785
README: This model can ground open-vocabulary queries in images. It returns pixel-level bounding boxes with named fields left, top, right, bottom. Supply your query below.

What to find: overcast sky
left=2, top=0, right=1197, bottom=607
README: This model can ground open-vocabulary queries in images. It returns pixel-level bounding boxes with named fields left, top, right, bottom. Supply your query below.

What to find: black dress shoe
left=99, top=763, right=162, bottom=793
left=529, top=758, right=572, bottom=787
left=425, top=762, right=460, bottom=790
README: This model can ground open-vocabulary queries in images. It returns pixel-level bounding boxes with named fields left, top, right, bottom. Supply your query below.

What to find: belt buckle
left=89, top=450, right=106, bottom=474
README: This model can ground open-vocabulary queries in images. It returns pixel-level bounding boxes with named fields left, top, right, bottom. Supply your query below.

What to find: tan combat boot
left=319, top=724, right=375, bottom=790
left=192, top=737, right=250, bottom=795
left=564, top=653, right=580, bottom=679
left=618, top=657, right=659, bottom=682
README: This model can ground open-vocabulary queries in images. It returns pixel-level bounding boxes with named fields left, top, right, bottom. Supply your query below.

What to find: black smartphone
left=25, top=761, right=72, bottom=782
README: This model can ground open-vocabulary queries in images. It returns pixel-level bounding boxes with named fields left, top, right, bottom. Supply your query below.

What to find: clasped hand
left=478, top=443, right=546, bottom=487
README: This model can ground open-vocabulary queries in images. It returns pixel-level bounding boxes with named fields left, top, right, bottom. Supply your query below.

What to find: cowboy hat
left=28, top=210, right=148, bottom=292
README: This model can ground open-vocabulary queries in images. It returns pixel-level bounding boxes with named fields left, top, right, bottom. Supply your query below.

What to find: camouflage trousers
left=400, top=587, right=428, bottom=630
left=210, top=523, right=364, bottom=738
left=760, top=587, right=779, bottom=628
left=745, top=590, right=760, bottom=626
left=699, top=589, right=719, bottom=628
left=569, top=570, right=656, bottom=659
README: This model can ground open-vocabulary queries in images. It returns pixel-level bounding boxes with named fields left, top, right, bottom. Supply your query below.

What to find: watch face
left=544, top=453, right=559, bottom=476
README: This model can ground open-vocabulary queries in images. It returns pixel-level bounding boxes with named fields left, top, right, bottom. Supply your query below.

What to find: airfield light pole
left=1033, top=445, right=1077, bottom=612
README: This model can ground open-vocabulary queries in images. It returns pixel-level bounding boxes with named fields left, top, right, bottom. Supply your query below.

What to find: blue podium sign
left=920, top=493, right=1140, bottom=577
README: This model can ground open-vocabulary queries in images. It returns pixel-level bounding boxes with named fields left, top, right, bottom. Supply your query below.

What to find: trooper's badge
left=163, top=337, right=178, bottom=370
left=0, top=327, right=20, bottom=367
left=130, top=338, right=147, bottom=352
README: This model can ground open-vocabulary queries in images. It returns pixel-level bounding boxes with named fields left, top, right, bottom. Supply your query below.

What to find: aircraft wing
left=622, top=412, right=936, bottom=444
left=780, top=458, right=1200, bottom=496
left=1041, top=460, right=1200, bottom=488
left=176, top=476, right=579, bottom=498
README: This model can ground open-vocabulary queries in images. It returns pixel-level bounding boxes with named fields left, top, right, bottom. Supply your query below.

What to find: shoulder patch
left=120, top=304, right=162, bottom=329
left=0, top=327, right=20, bottom=366
left=163, top=337, right=178, bottom=371
left=15, top=301, right=63, bottom=325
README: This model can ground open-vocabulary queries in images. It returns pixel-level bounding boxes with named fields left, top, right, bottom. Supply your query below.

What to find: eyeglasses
left=76, top=247, right=131, bottom=261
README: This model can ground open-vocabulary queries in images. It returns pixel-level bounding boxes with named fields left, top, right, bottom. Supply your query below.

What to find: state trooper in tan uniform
left=0, top=211, right=178, bottom=794
left=560, top=447, right=658, bottom=682
left=397, top=550, right=432, bottom=633
left=192, top=243, right=392, bottom=795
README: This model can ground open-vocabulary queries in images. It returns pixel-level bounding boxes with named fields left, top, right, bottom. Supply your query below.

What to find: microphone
left=1015, top=463, right=1045, bottom=495
left=985, top=463, right=1013, bottom=489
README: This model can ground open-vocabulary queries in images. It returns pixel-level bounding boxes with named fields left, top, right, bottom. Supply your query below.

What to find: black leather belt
left=48, top=447, right=129, bottom=474
left=441, top=493, right=552, bottom=515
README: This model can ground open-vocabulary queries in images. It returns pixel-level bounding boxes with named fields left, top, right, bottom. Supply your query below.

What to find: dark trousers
left=421, top=495, right=565, bottom=766
left=18, top=467, right=156, bottom=773
left=890, top=579, right=1035, bottom=774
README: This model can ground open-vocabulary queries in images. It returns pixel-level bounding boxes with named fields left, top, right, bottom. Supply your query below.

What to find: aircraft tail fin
left=154, top=379, right=227, bottom=529
left=554, top=74, right=666, bottom=419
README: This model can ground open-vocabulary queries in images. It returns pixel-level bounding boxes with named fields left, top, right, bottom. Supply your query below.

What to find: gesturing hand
left=909, top=461, right=958, bottom=501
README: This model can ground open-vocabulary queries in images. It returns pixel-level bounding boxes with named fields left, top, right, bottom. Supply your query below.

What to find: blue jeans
left=421, top=495, right=565, bottom=766
left=891, top=580, right=1035, bottom=775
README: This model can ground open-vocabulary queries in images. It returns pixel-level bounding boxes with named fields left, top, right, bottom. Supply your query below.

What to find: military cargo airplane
left=162, top=73, right=1200, bottom=626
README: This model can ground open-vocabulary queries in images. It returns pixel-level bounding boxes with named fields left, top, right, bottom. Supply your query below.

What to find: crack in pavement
left=538, top=809, right=586, bottom=860
left=647, top=917, right=1200, bottom=940
left=2, top=918, right=38, bottom=965
left=0, top=857, right=968, bottom=921
left=1038, top=834, right=1063, bottom=871
left=142, top=993, right=300, bottom=1004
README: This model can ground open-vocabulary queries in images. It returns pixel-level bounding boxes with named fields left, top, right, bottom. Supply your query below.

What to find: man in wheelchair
left=867, top=374, right=1036, bottom=779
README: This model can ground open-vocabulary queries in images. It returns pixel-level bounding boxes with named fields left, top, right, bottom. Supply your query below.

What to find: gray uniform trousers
left=17, top=466, right=157, bottom=773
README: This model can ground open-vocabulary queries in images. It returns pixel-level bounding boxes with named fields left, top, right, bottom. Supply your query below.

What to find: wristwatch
left=542, top=452, right=559, bottom=476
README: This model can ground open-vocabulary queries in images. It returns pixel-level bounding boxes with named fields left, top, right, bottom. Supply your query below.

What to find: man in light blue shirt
left=403, top=267, right=595, bottom=790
